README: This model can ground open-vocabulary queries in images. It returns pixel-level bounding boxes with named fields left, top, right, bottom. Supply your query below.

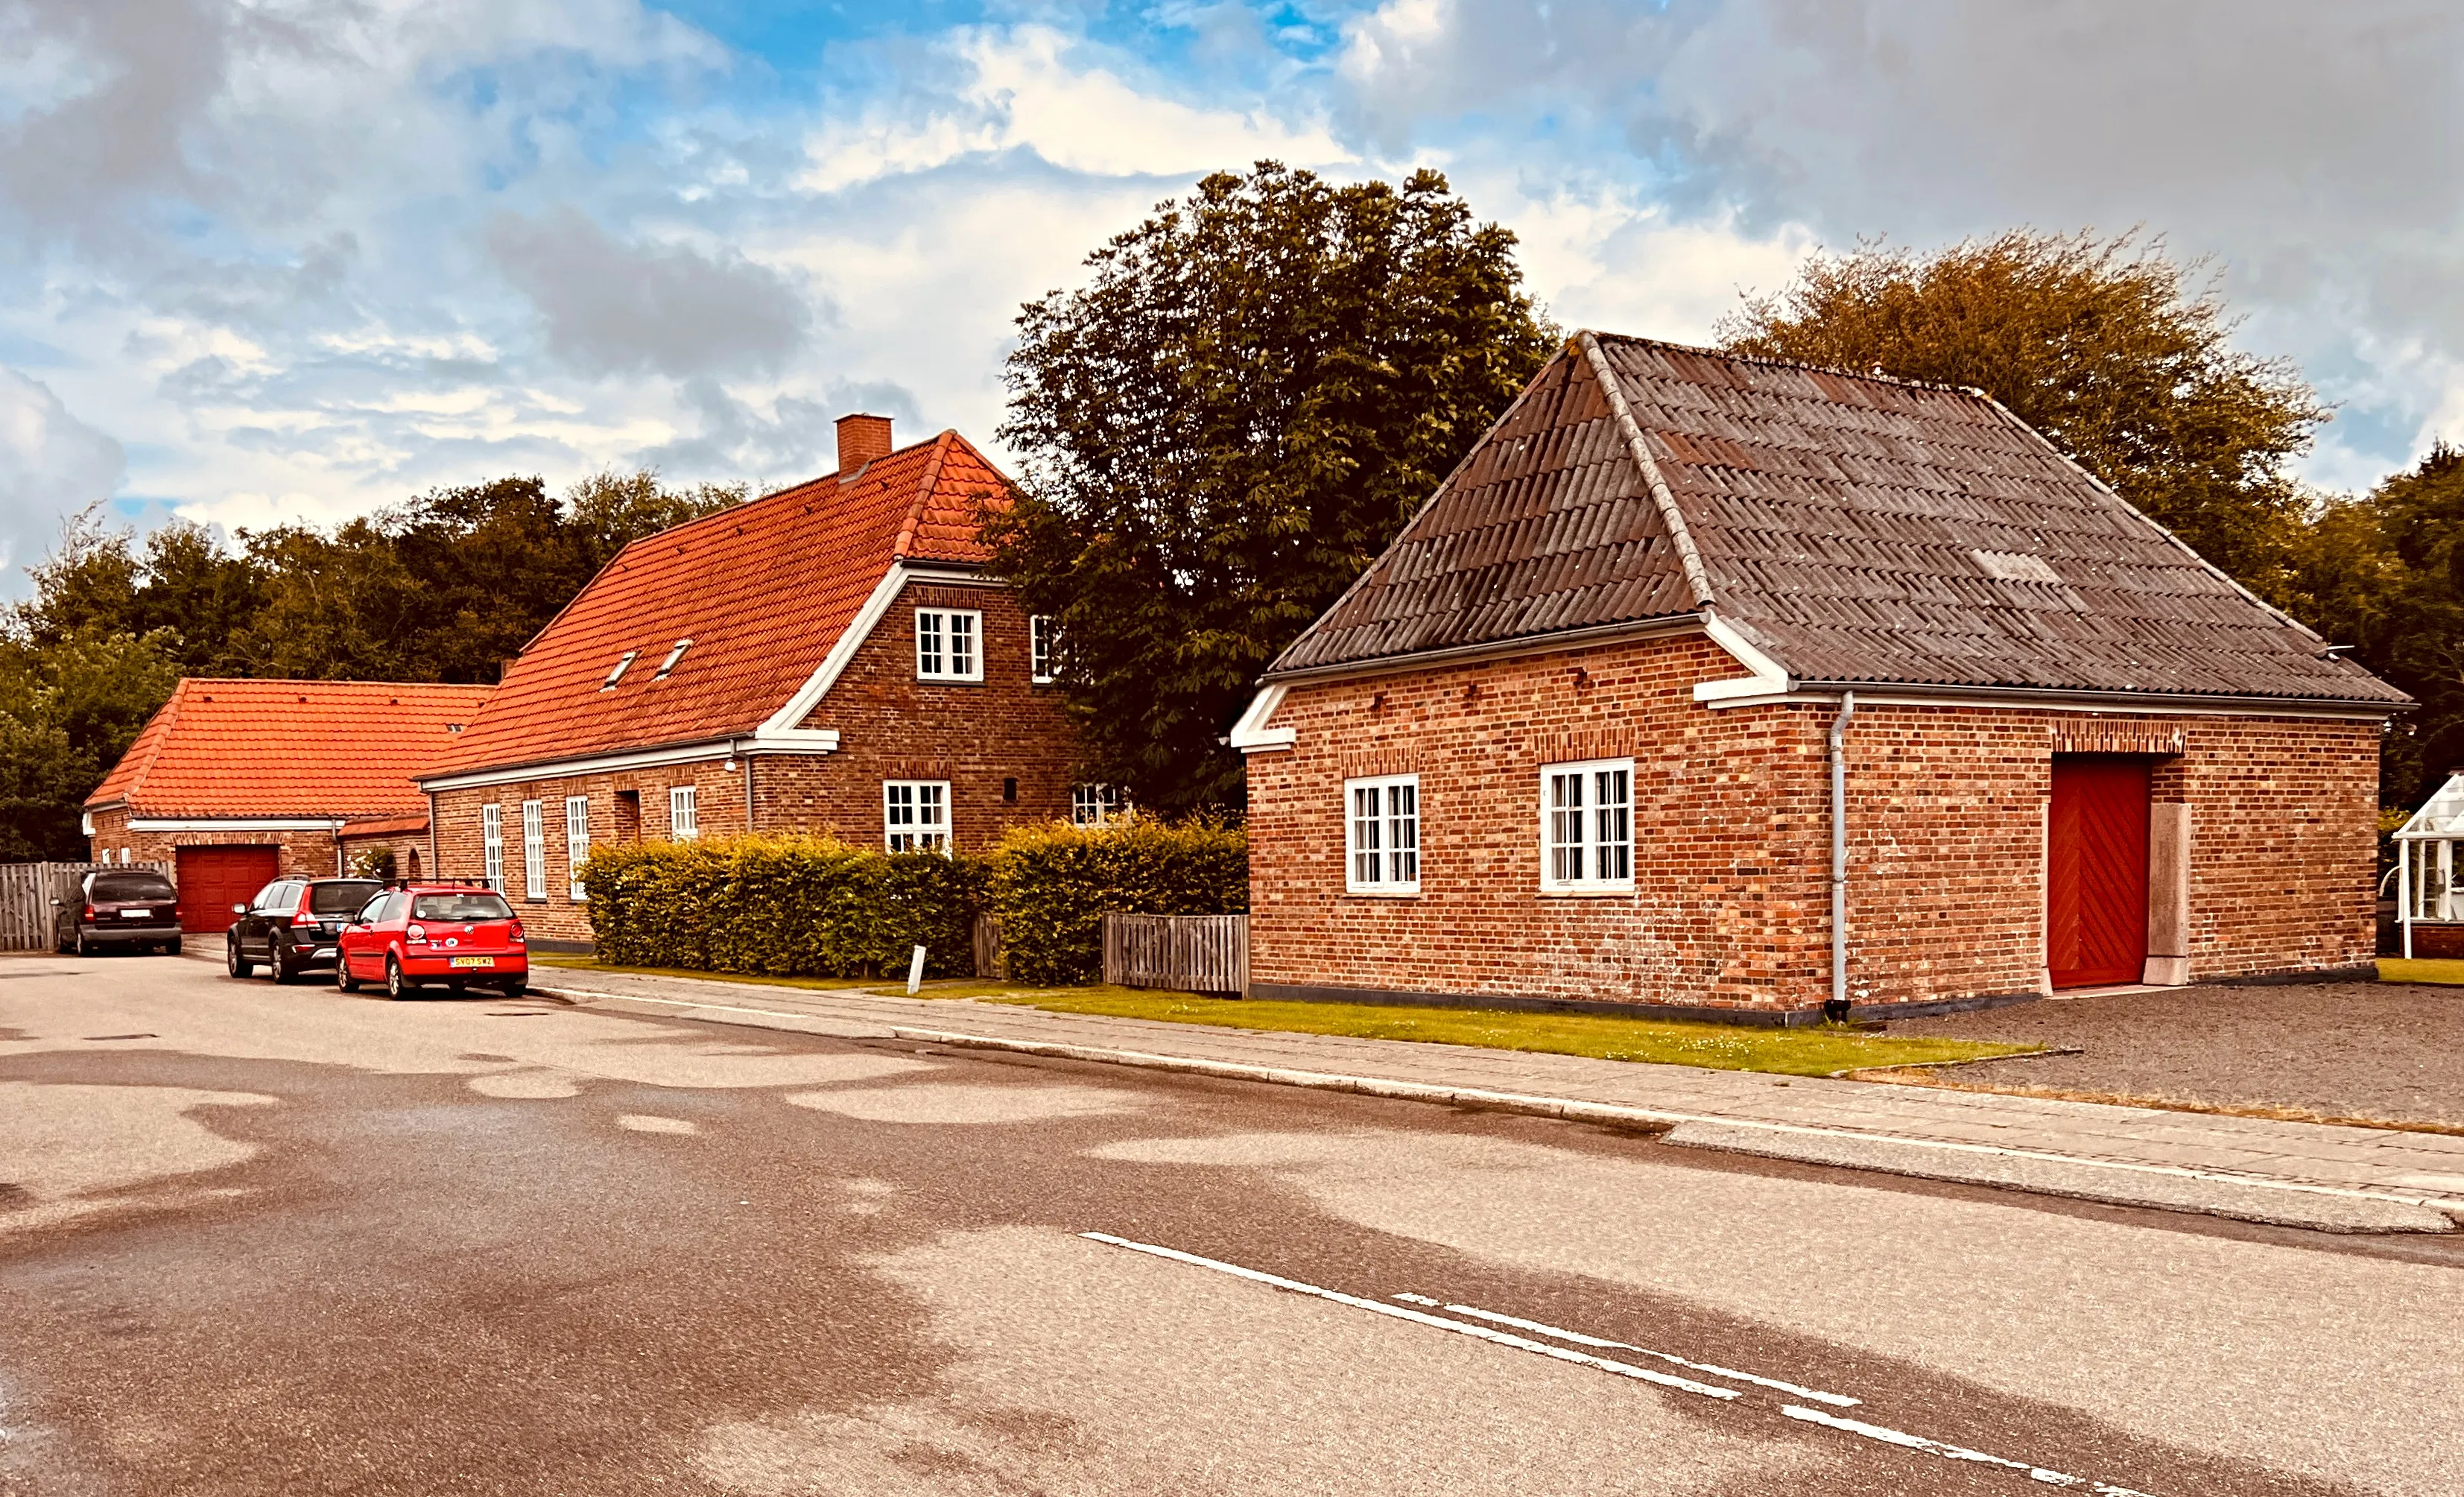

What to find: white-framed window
left=565, top=796, right=591, bottom=901
left=668, top=784, right=699, bottom=841
left=1541, top=758, right=1635, bottom=893
left=914, top=608, right=982, bottom=681
left=481, top=803, right=504, bottom=889
left=521, top=800, right=545, bottom=901
left=1071, top=783, right=1128, bottom=826
left=601, top=651, right=637, bottom=690
left=884, top=780, right=951, bottom=852
left=1345, top=774, right=1420, bottom=895
left=1030, top=615, right=1057, bottom=683
left=654, top=638, right=691, bottom=678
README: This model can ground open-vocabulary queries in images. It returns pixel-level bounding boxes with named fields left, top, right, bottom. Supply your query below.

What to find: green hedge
left=986, top=818, right=1248, bottom=985
left=580, top=819, right=1247, bottom=985
left=580, top=835, right=985, bottom=978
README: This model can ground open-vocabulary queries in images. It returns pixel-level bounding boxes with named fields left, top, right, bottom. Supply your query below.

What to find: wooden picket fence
left=1100, top=913, right=1249, bottom=996
left=0, top=861, right=171, bottom=952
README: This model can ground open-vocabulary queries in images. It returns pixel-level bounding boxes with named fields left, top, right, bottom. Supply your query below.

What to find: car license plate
left=449, top=956, right=495, bottom=969
left=120, top=909, right=148, bottom=919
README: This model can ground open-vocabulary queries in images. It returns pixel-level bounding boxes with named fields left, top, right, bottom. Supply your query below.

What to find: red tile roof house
left=83, top=679, right=493, bottom=934
left=413, top=415, right=1086, bottom=949
left=1231, top=334, right=2413, bottom=1025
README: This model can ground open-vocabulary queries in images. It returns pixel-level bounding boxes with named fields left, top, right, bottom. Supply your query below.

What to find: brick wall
left=86, top=806, right=340, bottom=880
left=1247, top=633, right=2381, bottom=1015
left=335, top=834, right=430, bottom=883
left=758, top=578, right=1079, bottom=849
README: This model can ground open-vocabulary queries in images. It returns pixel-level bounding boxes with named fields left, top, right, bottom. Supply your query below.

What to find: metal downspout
left=2400, top=838, right=2412, bottom=960
left=1829, top=692, right=1856, bottom=1021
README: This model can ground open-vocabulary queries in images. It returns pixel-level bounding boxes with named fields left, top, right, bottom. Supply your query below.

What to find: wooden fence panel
left=1100, top=913, right=1248, bottom=996
left=972, top=914, right=1004, bottom=981
left=0, top=861, right=171, bottom=952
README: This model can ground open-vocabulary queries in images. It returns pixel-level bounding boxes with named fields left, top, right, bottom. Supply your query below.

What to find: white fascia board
left=80, top=811, right=94, bottom=835
left=1700, top=688, right=2395, bottom=721
left=758, top=561, right=995, bottom=738
left=1692, top=613, right=1794, bottom=703
left=417, top=732, right=846, bottom=793
left=1227, top=684, right=1295, bottom=753
left=127, top=817, right=348, bottom=832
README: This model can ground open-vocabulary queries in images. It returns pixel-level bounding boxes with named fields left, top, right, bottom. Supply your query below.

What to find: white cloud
left=0, top=368, right=124, bottom=576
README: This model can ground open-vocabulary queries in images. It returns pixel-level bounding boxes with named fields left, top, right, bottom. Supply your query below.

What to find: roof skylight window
left=601, top=651, right=639, bottom=691
left=655, top=639, right=693, bottom=679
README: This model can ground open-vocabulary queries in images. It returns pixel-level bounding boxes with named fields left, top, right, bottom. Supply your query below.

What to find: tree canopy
left=987, top=162, right=1556, bottom=812
left=0, top=471, right=741, bottom=857
left=1719, top=230, right=2328, bottom=587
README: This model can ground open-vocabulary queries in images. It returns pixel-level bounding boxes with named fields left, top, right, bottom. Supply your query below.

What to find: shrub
left=986, top=817, right=1247, bottom=985
left=580, top=835, right=986, bottom=978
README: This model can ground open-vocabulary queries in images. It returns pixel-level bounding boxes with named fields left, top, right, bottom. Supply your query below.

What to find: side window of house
left=884, top=780, right=951, bottom=852
left=1540, top=758, right=1635, bottom=893
left=669, top=785, right=699, bottom=841
left=914, top=608, right=983, bottom=682
left=520, top=800, right=545, bottom=901
left=1071, top=784, right=1127, bottom=826
left=1030, top=615, right=1057, bottom=683
left=565, top=796, right=591, bottom=902
left=1345, top=774, right=1420, bottom=895
left=481, top=803, right=504, bottom=889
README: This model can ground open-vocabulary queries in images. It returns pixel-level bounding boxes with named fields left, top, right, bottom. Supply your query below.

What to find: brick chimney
left=836, top=414, right=893, bottom=478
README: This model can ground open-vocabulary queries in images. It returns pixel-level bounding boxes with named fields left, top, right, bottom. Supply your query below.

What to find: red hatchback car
left=336, top=884, right=528, bottom=1000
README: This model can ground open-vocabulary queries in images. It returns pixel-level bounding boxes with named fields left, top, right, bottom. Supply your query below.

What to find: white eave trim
left=1700, top=686, right=2398, bottom=721
left=1692, top=614, right=1795, bottom=702
left=416, top=730, right=842, bottom=793
left=758, top=560, right=995, bottom=737
left=126, top=817, right=349, bottom=832
left=1227, top=684, right=1294, bottom=753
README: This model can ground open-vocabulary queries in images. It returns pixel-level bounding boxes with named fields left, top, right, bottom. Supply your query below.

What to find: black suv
left=227, top=877, right=384, bottom=984
left=54, top=868, right=183, bottom=956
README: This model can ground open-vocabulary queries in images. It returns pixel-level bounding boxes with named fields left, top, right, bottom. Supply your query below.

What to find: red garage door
left=2047, top=757, right=2150, bottom=988
left=175, top=846, right=281, bottom=934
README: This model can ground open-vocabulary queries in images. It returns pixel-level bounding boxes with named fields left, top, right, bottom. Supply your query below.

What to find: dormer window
left=655, top=639, right=692, bottom=679
left=601, top=651, right=639, bottom=690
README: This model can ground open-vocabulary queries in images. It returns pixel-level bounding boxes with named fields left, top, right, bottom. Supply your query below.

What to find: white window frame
left=884, top=779, right=952, bottom=853
left=1539, top=757, right=1636, bottom=894
left=601, top=651, right=637, bottom=690
left=1344, top=773, right=1420, bottom=896
left=913, top=607, right=983, bottom=682
left=565, top=796, right=591, bottom=901
left=653, top=638, right=692, bottom=678
left=481, top=803, right=504, bottom=890
left=1030, top=614, right=1057, bottom=683
left=668, top=784, right=699, bottom=841
left=520, top=800, right=545, bottom=901
left=1071, top=783, right=1129, bottom=826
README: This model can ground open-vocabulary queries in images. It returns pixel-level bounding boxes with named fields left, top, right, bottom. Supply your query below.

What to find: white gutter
left=1226, top=684, right=1294, bottom=753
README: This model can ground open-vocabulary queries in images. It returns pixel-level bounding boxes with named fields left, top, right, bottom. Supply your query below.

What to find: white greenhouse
left=2393, top=771, right=2464, bottom=958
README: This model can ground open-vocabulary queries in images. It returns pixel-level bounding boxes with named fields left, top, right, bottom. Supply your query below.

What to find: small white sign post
left=906, top=944, right=927, bottom=995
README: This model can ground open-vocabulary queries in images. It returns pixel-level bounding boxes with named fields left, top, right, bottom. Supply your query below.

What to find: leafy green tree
left=1720, top=230, right=2328, bottom=588
left=0, top=627, right=182, bottom=858
left=2284, top=446, right=2464, bottom=807
left=989, top=162, right=1556, bottom=811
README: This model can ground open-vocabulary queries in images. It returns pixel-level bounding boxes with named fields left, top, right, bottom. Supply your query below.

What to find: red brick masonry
left=1244, top=633, right=2379, bottom=1018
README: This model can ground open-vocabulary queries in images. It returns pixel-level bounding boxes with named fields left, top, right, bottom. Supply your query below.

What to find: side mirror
left=232, top=903, right=248, bottom=915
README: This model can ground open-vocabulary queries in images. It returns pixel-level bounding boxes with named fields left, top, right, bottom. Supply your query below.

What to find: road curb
left=542, top=983, right=2464, bottom=1235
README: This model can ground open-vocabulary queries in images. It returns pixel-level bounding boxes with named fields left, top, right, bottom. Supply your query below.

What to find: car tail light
left=405, top=924, right=428, bottom=945
left=507, top=919, right=525, bottom=942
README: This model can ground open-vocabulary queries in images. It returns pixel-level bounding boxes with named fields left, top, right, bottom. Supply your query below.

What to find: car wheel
left=270, top=948, right=295, bottom=985
left=385, top=954, right=416, bottom=1001
left=499, top=978, right=527, bottom=1001
left=74, top=929, right=89, bottom=958
left=167, top=937, right=182, bottom=957
left=335, top=955, right=361, bottom=993
left=226, top=933, right=253, bottom=978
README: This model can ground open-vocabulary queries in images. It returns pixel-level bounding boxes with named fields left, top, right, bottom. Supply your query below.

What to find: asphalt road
left=0, top=955, right=2454, bottom=1496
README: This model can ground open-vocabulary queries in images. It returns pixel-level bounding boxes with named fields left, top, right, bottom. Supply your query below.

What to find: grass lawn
left=529, top=955, right=880, bottom=993
left=2380, top=958, right=2464, bottom=987
left=983, top=989, right=2042, bottom=1077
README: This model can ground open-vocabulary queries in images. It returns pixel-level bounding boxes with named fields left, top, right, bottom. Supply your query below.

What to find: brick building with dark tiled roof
left=85, top=679, right=493, bottom=932
left=415, top=415, right=1088, bottom=944
left=1234, top=334, right=2411, bottom=1022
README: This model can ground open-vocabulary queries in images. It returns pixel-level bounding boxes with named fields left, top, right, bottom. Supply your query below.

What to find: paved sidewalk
left=533, top=968, right=2464, bottom=1234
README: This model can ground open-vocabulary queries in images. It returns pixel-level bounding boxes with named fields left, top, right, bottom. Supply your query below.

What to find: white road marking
left=1092, top=1233, right=2167, bottom=1496
left=1411, top=1297, right=1859, bottom=1407
left=1078, top=1233, right=1739, bottom=1401
left=1782, top=1407, right=2156, bottom=1496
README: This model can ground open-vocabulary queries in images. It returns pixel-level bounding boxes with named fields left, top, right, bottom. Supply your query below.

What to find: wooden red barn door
left=2047, top=756, right=2151, bottom=988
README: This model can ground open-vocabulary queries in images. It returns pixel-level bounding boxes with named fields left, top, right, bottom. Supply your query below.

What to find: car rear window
left=411, top=892, right=513, bottom=922
left=92, top=873, right=174, bottom=901
left=307, top=881, right=384, bottom=915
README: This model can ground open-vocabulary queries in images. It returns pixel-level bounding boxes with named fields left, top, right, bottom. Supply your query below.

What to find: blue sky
left=2, top=1, right=2460, bottom=592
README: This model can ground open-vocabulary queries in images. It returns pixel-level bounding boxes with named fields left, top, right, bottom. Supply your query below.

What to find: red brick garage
left=174, top=846, right=280, bottom=934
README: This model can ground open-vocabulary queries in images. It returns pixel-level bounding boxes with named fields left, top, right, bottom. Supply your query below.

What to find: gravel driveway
left=1883, top=981, right=2464, bottom=1129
